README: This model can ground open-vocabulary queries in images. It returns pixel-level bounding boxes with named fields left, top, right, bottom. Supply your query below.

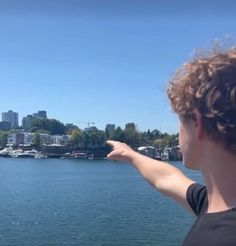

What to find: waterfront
left=0, top=158, right=203, bottom=246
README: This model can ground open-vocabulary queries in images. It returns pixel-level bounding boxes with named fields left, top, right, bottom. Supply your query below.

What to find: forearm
left=107, top=140, right=195, bottom=210
left=128, top=150, right=185, bottom=190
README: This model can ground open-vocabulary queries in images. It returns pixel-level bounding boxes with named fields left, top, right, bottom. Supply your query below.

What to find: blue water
left=0, top=158, right=203, bottom=246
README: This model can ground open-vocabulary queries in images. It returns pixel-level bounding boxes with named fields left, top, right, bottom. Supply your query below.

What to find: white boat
left=17, top=150, right=38, bottom=158
left=0, top=147, right=13, bottom=157
left=9, top=149, right=23, bottom=158
left=9, top=149, right=38, bottom=158
left=34, top=152, right=47, bottom=159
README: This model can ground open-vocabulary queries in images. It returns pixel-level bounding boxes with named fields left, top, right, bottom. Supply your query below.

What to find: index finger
left=106, top=140, right=117, bottom=147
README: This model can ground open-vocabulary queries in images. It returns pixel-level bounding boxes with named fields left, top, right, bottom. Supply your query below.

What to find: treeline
left=70, top=126, right=179, bottom=150
left=70, top=123, right=178, bottom=149
left=0, top=119, right=179, bottom=150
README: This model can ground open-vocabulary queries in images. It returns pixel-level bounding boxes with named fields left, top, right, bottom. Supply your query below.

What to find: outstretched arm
left=107, top=140, right=195, bottom=213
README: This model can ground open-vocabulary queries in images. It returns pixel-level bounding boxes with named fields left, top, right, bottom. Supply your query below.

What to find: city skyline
left=1, top=109, right=116, bottom=131
left=1, top=1, right=236, bottom=133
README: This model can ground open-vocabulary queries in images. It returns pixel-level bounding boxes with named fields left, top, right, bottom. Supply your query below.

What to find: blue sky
left=1, top=0, right=236, bottom=133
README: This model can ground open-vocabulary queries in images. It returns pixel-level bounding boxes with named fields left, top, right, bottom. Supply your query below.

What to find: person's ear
left=194, top=110, right=205, bottom=139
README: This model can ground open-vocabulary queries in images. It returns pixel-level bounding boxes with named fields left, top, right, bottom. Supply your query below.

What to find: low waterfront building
left=6, top=131, right=70, bottom=148
left=138, top=146, right=159, bottom=159
left=39, top=133, right=51, bottom=145
left=51, top=135, right=70, bottom=146
left=23, top=132, right=34, bottom=145
left=7, top=133, right=17, bottom=146
left=7, top=132, right=30, bottom=146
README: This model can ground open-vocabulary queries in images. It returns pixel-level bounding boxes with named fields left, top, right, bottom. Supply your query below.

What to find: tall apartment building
left=33, top=111, right=47, bottom=119
left=105, top=124, right=115, bottom=133
left=2, top=110, right=19, bottom=128
left=22, top=115, right=33, bottom=130
left=22, top=111, right=47, bottom=130
left=0, top=121, right=11, bottom=130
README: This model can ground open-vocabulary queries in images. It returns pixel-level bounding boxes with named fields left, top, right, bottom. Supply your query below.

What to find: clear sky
left=1, top=0, right=236, bottom=133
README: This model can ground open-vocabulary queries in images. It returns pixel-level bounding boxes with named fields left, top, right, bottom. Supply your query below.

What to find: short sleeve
left=186, top=183, right=208, bottom=216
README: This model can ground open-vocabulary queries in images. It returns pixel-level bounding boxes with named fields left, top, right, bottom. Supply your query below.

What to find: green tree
left=49, top=119, right=65, bottom=135
left=153, top=133, right=178, bottom=149
left=65, top=124, right=79, bottom=135
left=79, top=129, right=106, bottom=148
left=0, top=131, right=8, bottom=148
left=70, top=129, right=84, bottom=148
left=33, top=133, right=41, bottom=148
left=124, top=127, right=141, bottom=148
left=109, top=127, right=126, bottom=142
left=31, top=118, right=65, bottom=135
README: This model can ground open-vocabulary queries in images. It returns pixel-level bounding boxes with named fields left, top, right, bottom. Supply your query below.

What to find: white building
left=7, top=133, right=17, bottom=145
left=23, top=132, right=34, bottom=145
left=51, top=135, right=70, bottom=145
left=39, top=134, right=51, bottom=145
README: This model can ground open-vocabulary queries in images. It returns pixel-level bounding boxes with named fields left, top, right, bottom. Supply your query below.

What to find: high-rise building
left=0, top=121, right=11, bottom=130
left=33, top=111, right=47, bottom=119
left=105, top=124, right=115, bottom=133
left=22, top=115, right=33, bottom=130
left=2, top=110, right=19, bottom=128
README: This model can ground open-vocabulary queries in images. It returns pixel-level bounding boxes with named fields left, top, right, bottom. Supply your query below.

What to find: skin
left=106, top=113, right=236, bottom=214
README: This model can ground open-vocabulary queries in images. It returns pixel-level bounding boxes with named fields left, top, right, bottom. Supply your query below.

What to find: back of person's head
left=168, top=45, right=236, bottom=153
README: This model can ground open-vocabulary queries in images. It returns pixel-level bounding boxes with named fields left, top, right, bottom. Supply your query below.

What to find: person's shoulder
left=186, top=183, right=208, bottom=216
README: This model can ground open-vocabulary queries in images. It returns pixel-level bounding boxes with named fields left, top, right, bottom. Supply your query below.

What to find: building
left=7, top=133, right=17, bottom=146
left=33, top=111, right=47, bottom=119
left=2, top=110, right=19, bottom=129
left=22, top=115, right=33, bottom=130
left=105, top=124, right=115, bottom=133
left=0, top=121, right=11, bottom=130
left=51, top=135, right=70, bottom=146
left=7, top=132, right=24, bottom=146
left=22, top=111, right=47, bottom=130
left=39, top=133, right=51, bottom=145
left=23, top=132, right=34, bottom=145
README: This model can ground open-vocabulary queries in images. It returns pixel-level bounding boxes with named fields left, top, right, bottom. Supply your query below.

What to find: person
left=106, top=47, right=236, bottom=245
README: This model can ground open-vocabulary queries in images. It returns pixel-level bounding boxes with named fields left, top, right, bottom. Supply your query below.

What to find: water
left=0, top=158, right=203, bottom=246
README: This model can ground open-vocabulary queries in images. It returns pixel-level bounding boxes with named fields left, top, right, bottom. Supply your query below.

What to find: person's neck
left=200, top=143, right=236, bottom=213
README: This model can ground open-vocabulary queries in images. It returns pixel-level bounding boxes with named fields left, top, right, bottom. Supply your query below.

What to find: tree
left=124, top=127, right=141, bottom=148
left=31, top=118, right=65, bottom=135
left=70, top=129, right=84, bottom=148
left=109, top=127, right=126, bottom=142
left=153, top=133, right=179, bottom=149
left=0, top=131, right=8, bottom=148
left=80, top=129, right=106, bottom=148
left=49, top=119, right=65, bottom=135
left=33, top=133, right=41, bottom=148
left=65, top=124, right=79, bottom=135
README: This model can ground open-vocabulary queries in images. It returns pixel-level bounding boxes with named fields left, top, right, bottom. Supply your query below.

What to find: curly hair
left=167, top=48, right=236, bottom=153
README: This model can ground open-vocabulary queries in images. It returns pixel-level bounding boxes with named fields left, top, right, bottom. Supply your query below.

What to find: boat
left=17, top=149, right=38, bottom=158
left=35, top=152, right=47, bottom=159
left=8, top=149, right=38, bottom=158
left=73, top=151, right=88, bottom=159
left=0, top=147, right=13, bottom=157
left=60, top=152, right=74, bottom=159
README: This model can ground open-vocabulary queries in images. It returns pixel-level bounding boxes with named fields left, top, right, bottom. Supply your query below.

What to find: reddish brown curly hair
left=167, top=48, right=236, bottom=153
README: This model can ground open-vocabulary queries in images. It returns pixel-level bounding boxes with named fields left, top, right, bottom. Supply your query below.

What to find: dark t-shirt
left=183, top=183, right=236, bottom=246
